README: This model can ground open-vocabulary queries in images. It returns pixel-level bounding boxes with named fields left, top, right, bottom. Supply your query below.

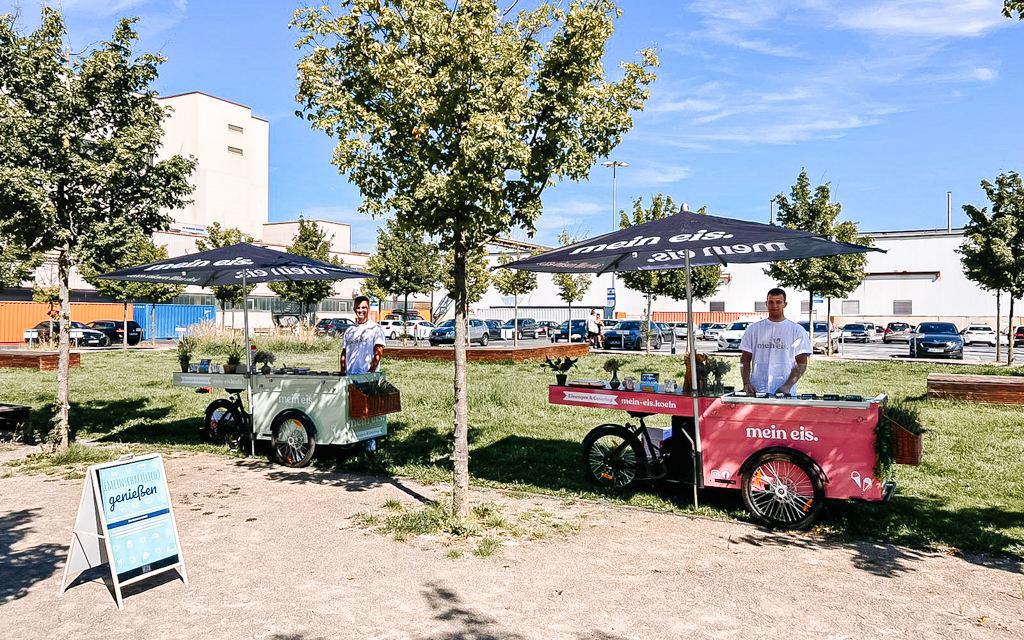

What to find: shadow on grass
left=0, top=509, right=65, bottom=604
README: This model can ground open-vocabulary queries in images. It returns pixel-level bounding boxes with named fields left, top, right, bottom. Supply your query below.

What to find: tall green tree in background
left=268, top=217, right=346, bottom=325
left=493, top=250, right=539, bottom=346
left=618, top=196, right=721, bottom=354
left=441, top=246, right=492, bottom=309
left=765, top=170, right=871, bottom=355
left=80, top=230, right=185, bottom=347
left=959, top=172, right=1024, bottom=363
left=293, top=0, right=656, bottom=517
left=365, top=219, right=441, bottom=337
left=195, top=222, right=255, bottom=327
left=552, top=231, right=592, bottom=334
left=0, top=235, right=40, bottom=291
left=1005, top=2, right=1024, bottom=19
left=0, top=10, right=196, bottom=451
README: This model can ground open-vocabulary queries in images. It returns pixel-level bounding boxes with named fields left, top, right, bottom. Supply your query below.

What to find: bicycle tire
left=582, top=424, right=646, bottom=491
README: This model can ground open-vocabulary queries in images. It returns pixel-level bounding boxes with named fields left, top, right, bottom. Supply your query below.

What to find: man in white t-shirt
left=739, top=288, right=812, bottom=396
left=341, top=296, right=386, bottom=375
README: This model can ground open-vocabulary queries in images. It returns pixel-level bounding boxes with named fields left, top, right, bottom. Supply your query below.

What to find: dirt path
left=2, top=451, right=1023, bottom=640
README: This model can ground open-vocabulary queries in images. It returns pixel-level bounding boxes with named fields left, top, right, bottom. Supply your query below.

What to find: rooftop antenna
left=947, top=191, right=952, bottom=232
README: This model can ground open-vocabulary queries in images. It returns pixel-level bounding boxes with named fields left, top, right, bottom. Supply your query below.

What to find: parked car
left=653, top=322, right=675, bottom=344
left=428, top=318, right=490, bottom=346
left=1015, top=326, right=1024, bottom=347
left=841, top=323, right=877, bottom=343
left=87, top=320, right=144, bottom=346
left=717, top=321, right=753, bottom=351
left=961, top=324, right=997, bottom=346
left=315, top=317, right=355, bottom=336
left=797, top=320, right=839, bottom=354
left=699, top=322, right=714, bottom=337
left=483, top=319, right=504, bottom=339
left=603, top=319, right=663, bottom=350
left=909, top=322, right=964, bottom=359
left=670, top=322, right=703, bottom=340
left=553, top=319, right=587, bottom=343
left=380, top=319, right=417, bottom=339
left=383, top=309, right=423, bottom=321
left=24, top=320, right=110, bottom=347
left=882, top=322, right=913, bottom=344
left=703, top=323, right=728, bottom=341
left=536, top=320, right=559, bottom=338
left=502, top=318, right=538, bottom=340
left=405, top=320, right=436, bottom=340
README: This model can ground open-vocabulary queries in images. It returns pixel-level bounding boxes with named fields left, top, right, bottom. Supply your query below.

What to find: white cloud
left=838, top=0, right=1007, bottom=38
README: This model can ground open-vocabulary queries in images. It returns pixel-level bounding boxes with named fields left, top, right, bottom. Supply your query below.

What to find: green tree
left=195, top=222, right=255, bottom=327
left=79, top=229, right=185, bottom=347
left=765, top=170, right=871, bottom=355
left=364, top=219, right=441, bottom=338
left=618, top=196, right=721, bottom=353
left=268, top=217, right=346, bottom=325
left=958, top=172, right=1024, bottom=363
left=441, top=246, right=492, bottom=308
left=0, top=10, right=196, bottom=451
left=493, top=250, right=539, bottom=346
left=0, top=235, right=41, bottom=291
left=293, top=0, right=656, bottom=517
left=552, top=231, right=592, bottom=330
left=1005, top=1, right=1024, bottom=19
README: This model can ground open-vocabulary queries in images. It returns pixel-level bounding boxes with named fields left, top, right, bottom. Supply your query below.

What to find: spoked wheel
left=480, top=333, right=489, bottom=346
left=742, top=451, right=824, bottom=530
left=203, top=399, right=242, bottom=445
left=271, top=411, right=316, bottom=468
left=582, top=424, right=646, bottom=491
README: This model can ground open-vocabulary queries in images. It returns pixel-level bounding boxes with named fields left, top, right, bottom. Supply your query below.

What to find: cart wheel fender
left=272, top=409, right=317, bottom=438
left=738, top=446, right=828, bottom=486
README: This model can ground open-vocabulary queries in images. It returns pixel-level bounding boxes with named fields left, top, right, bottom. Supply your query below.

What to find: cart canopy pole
left=685, top=249, right=700, bottom=509
left=242, top=269, right=254, bottom=457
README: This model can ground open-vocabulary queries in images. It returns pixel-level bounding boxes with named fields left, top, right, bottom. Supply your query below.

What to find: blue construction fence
left=133, top=304, right=216, bottom=340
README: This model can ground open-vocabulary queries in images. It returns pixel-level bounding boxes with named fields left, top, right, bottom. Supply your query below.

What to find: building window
left=754, top=301, right=767, bottom=312
left=228, top=146, right=243, bottom=155
left=709, top=301, right=725, bottom=312
left=841, top=300, right=860, bottom=315
left=893, top=300, right=912, bottom=315
left=228, top=124, right=244, bottom=133
left=800, top=300, right=811, bottom=314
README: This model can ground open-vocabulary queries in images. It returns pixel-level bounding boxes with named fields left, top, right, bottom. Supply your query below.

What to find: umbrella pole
left=685, top=249, right=700, bottom=510
left=243, top=270, right=254, bottom=457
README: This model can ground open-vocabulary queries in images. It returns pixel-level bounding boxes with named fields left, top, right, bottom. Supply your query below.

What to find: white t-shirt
left=342, top=320, right=386, bottom=374
left=739, top=318, right=812, bottom=395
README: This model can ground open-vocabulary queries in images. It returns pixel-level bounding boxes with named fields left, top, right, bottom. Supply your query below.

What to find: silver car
left=428, top=318, right=490, bottom=346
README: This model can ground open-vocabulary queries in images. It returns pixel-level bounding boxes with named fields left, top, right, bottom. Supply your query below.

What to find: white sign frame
left=60, top=453, right=188, bottom=610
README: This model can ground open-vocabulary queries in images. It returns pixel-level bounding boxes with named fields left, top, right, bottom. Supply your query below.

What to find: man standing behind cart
left=341, top=296, right=385, bottom=375
left=740, top=288, right=812, bottom=396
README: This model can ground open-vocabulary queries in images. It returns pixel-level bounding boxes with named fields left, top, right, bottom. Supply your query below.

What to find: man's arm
left=776, top=353, right=809, bottom=395
left=369, top=344, right=384, bottom=373
left=740, top=350, right=755, bottom=395
left=340, top=348, right=347, bottom=375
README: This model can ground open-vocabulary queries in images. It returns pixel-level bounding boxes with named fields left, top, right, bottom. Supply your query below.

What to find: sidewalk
left=2, top=452, right=1022, bottom=639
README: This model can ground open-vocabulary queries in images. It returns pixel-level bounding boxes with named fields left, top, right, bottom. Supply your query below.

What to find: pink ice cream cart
left=551, top=385, right=915, bottom=529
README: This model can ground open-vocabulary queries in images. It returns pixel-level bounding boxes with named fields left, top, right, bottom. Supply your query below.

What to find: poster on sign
left=60, top=453, right=187, bottom=610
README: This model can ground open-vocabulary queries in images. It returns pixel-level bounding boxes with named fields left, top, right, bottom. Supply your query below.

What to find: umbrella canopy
left=95, top=242, right=374, bottom=285
left=500, top=209, right=880, bottom=274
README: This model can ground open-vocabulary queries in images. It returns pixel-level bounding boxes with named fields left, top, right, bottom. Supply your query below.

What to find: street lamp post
left=602, top=161, right=627, bottom=318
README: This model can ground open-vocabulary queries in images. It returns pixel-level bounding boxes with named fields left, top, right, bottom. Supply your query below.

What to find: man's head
left=766, top=287, right=787, bottom=321
left=354, top=296, right=370, bottom=323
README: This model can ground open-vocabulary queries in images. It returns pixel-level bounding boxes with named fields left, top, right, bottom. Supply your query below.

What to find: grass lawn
left=3, top=348, right=1023, bottom=557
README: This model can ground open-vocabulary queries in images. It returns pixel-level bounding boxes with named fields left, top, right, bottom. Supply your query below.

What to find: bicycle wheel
left=741, top=451, right=824, bottom=530
left=582, top=424, right=645, bottom=490
left=271, top=411, right=316, bottom=468
left=203, top=399, right=240, bottom=445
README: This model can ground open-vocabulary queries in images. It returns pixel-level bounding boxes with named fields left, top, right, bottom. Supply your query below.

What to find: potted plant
left=224, top=341, right=244, bottom=374
left=876, top=399, right=925, bottom=477
left=349, top=377, right=402, bottom=419
left=603, top=358, right=625, bottom=389
left=176, top=335, right=196, bottom=373
left=253, top=350, right=276, bottom=375
left=542, top=356, right=578, bottom=386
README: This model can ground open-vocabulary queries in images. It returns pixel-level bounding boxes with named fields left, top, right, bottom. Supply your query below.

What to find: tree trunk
left=451, top=231, right=471, bottom=520
left=645, top=294, right=653, bottom=355
left=404, top=292, right=411, bottom=345
left=807, top=290, right=815, bottom=352
left=567, top=300, right=572, bottom=340
left=995, top=290, right=1002, bottom=363
left=151, top=305, right=157, bottom=345
left=513, top=294, right=519, bottom=347
left=55, top=248, right=72, bottom=453
left=122, top=302, right=129, bottom=349
left=1009, top=296, right=1015, bottom=364
left=826, top=297, right=833, bottom=356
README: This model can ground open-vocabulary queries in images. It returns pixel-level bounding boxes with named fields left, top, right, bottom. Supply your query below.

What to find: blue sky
left=8, top=1, right=1024, bottom=253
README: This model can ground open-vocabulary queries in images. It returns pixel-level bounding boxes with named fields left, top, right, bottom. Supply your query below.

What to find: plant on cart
left=542, top=356, right=578, bottom=386
left=603, top=358, right=626, bottom=389
left=253, top=350, right=276, bottom=374
left=224, top=341, right=245, bottom=373
left=680, top=355, right=731, bottom=396
left=875, top=399, right=925, bottom=477
left=349, top=378, right=402, bottom=419
left=176, top=335, right=197, bottom=372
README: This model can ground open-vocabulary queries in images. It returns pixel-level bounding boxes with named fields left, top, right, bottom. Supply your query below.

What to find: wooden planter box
left=892, top=423, right=923, bottom=466
left=348, top=385, right=402, bottom=419
left=927, top=373, right=1024, bottom=405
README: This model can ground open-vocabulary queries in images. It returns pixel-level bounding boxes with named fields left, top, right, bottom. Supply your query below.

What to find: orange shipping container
left=0, top=301, right=129, bottom=344
left=653, top=311, right=766, bottom=325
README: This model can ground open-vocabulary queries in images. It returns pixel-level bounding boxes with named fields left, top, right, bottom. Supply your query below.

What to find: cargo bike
left=550, top=384, right=922, bottom=530
left=173, top=370, right=399, bottom=467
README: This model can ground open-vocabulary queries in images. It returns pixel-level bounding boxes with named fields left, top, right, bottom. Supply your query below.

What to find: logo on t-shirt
left=757, top=337, right=786, bottom=350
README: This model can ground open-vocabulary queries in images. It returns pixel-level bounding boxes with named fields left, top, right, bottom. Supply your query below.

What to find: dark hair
left=767, top=287, right=786, bottom=301
left=354, top=295, right=370, bottom=308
